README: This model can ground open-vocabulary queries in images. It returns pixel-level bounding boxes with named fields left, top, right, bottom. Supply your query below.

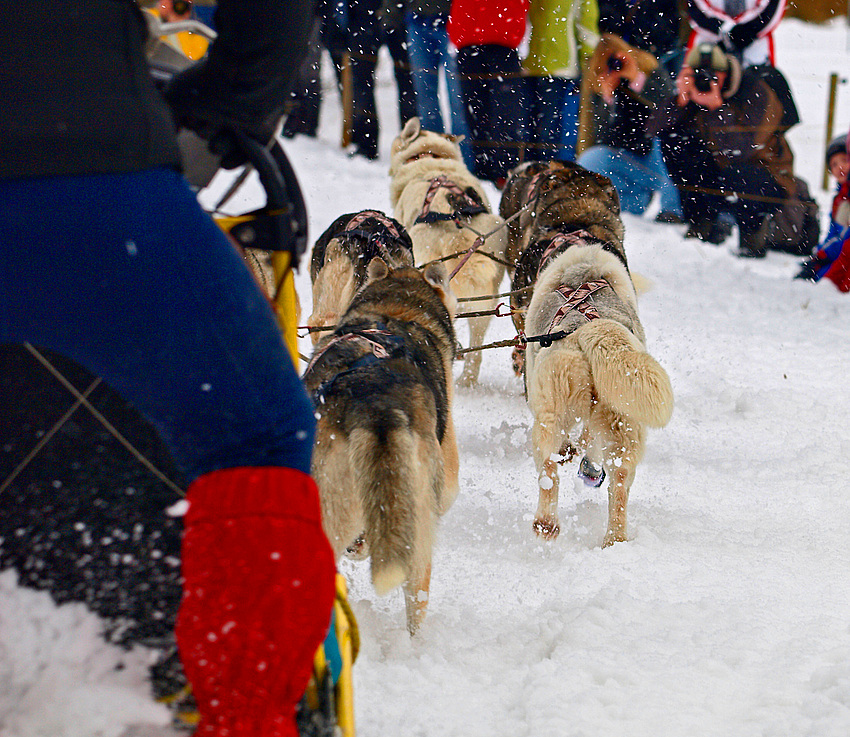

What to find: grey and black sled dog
left=499, top=160, right=674, bottom=547
left=302, top=258, right=459, bottom=634
left=307, top=210, right=415, bottom=343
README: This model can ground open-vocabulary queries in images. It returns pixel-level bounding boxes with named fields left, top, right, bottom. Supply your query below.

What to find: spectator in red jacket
left=448, top=0, right=529, bottom=184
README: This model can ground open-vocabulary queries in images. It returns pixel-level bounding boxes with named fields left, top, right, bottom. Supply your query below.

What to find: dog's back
left=524, top=245, right=673, bottom=546
left=304, top=262, right=457, bottom=633
left=308, top=211, right=414, bottom=341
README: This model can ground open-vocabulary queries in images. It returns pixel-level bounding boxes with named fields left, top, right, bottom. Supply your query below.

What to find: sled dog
left=303, top=259, right=459, bottom=634
left=500, top=161, right=673, bottom=546
left=389, top=117, right=508, bottom=385
left=307, top=210, right=414, bottom=343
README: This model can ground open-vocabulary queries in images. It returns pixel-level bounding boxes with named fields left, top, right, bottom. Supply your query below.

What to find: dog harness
left=414, top=176, right=489, bottom=225
left=307, top=323, right=450, bottom=442
left=336, top=211, right=411, bottom=268
left=545, top=280, right=609, bottom=335
left=516, top=279, right=610, bottom=351
left=535, top=231, right=595, bottom=278
left=305, top=327, right=396, bottom=376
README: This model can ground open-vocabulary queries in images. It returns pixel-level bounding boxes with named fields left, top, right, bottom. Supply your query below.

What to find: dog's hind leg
left=458, top=314, right=490, bottom=386
left=589, top=405, right=645, bottom=547
left=403, top=561, right=431, bottom=636
left=531, top=414, right=563, bottom=540
left=603, top=464, right=636, bottom=548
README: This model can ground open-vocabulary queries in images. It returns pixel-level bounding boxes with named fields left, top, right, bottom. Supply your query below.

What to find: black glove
left=794, top=257, right=826, bottom=281
left=163, top=58, right=281, bottom=170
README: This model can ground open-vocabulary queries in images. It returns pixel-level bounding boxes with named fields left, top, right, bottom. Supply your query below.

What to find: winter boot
left=577, top=457, right=606, bottom=488
left=684, top=217, right=733, bottom=245
left=176, top=467, right=336, bottom=737
left=738, top=215, right=771, bottom=258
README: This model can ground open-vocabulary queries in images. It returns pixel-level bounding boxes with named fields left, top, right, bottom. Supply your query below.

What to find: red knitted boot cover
left=175, top=467, right=336, bottom=737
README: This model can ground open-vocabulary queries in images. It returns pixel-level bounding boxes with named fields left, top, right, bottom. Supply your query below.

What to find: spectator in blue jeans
left=578, top=33, right=684, bottom=222
left=396, top=0, right=472, bottom=164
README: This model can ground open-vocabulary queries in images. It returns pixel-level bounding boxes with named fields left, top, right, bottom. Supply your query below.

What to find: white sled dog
left=302, top=259, right=459, bottom=634
left=389, top=117, right=508, bottom=385
left=501, top=162, right=674, bottom=546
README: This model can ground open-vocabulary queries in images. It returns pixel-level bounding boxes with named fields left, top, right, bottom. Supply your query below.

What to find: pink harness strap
left=344, top=210, right=402, bottom=240
left=536, top=230, right=594, bottom=278
left=545, top=279, right=609, bottom=335
left=417, top=176, right=483, bottom=222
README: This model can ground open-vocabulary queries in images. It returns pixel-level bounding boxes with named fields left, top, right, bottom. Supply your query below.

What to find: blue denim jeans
left=405, top=12, right=472, bottom=165
left=0, top=168, right=315, bottom=482
left=524, top=76, right=580, bottom=162
left=578, top=139, right=683, bottom=216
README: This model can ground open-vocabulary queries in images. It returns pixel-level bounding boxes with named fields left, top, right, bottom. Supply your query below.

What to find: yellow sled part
left=213, top=217, right=301, bottom=370
left=272, top=251, right=301, bottom=371
left=303, top=574, right=359, bottom=737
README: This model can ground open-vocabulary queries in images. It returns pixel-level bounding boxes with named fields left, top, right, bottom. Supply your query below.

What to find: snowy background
left=2, top=16, right=850, bottom=737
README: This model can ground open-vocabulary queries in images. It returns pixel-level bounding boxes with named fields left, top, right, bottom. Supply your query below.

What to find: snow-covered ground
left=2, top=17, right=850, bottom=737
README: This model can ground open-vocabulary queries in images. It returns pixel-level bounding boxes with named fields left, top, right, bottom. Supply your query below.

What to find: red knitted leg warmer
left=176, top=467, right=336, bottom=737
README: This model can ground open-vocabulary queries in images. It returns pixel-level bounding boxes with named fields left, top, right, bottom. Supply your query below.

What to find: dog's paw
left=532, top=516, right=560, bottom=540
left=602, top=529, right=627, bottom=548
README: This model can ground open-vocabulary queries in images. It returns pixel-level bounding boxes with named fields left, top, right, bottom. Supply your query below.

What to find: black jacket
left=1, top=0, right=311, bottom=180
left=597, top=66, right=675, bottom=157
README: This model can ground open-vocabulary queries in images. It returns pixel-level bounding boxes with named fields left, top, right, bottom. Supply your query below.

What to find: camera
left=606, top=55, right=624, bottom=73
left=692, top=67, right=718, bottom=93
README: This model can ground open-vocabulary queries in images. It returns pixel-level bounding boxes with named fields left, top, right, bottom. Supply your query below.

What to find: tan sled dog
left=389, top=117, right=508, bottom=386
left=307, top=210, right=414, bottom=343
left=302, top=259, right=459, bottom=634
left=501, top=162, right=673, bottom=546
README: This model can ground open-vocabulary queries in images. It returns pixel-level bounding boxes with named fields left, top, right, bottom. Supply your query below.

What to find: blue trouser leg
left=650, top=138, right=683, bottom=216
left=406, top=13, right=446, bottom=132
left=578, top=145, right=654, bottom=214
left=0, top=169, right=315, bottom=482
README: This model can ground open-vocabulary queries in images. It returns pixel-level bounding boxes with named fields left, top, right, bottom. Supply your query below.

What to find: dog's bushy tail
left=348, top=422, right=439, bottom=596
left=577, top=319, right=674, bottom=428
left=308, top=244, right=357, bottom=338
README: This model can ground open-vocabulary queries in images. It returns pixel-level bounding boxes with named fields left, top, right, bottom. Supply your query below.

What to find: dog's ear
left=442, top=132, right=466, bottom=145
left=422, top=262, right=457, bottom=315
left=366, top=256, right=390, bottom=283
left=401, top=117, right=421, bottom=143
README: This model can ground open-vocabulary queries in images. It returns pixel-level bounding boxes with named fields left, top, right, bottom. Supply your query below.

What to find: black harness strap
left=415, top=176, right=489, bottom=225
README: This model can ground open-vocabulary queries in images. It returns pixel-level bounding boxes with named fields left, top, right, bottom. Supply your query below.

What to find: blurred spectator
left=795, top=134, right=850, bottom=291
left=282, top=15, right=324, bottom=139
left=686, top=0, right=786, bottom=67
left=448, top=0, right=529, bottom=184
left=321, top=0, right=417, bottom=159
left=390, top=0, right=471, bottom=163
left=522, top=0, right=599, bottom=163
left=650, top=43, right=795, bottom=257
left=578, top=33, right=684, bottom=223
left=598, top=0, right=687, bottom=77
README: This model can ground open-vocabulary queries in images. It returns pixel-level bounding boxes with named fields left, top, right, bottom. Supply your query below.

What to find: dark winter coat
left=649, top=66, right=795, bottom=196
left=597, top=66, right=675, bottom=157
left=598, top=0, right=686, bottom=58
left=1, top=0, right=310, bottom=180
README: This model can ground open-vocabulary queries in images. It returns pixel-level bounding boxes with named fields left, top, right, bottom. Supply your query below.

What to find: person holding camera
left=577, top=33, right=684, bottom=223
left=649, top=42, right=795, bottom=257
